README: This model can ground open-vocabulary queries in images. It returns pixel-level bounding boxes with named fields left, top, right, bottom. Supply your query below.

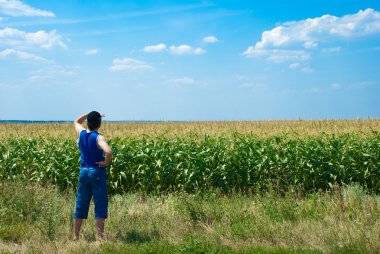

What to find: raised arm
left=96, top=135, right=112, bottom=168
left=74, top=113, right=88, bottom=135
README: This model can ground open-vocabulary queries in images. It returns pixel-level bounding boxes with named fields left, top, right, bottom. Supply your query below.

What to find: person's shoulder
left=97, top=134, right=107, bottom=141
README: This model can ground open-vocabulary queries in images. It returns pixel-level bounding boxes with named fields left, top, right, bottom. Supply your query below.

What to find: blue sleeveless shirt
left=78, top=129, right=105, bottom=168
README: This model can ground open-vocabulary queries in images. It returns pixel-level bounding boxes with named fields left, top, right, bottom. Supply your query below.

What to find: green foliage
left=98, top=241, right=321, bottom=254
left=0, top=182, right=379, bottom=253
left=0, top=181, right=67, bottom=242
left=1, top=133, right=380, bottom=194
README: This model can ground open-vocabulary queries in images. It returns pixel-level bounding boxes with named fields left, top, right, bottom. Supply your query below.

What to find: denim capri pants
left=74, top=167, right=108, bottom=219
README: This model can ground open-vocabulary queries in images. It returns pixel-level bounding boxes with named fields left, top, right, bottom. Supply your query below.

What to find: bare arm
left=96, top=135, right=112, bottom=167
left=74, top=113, right=88, bottom=135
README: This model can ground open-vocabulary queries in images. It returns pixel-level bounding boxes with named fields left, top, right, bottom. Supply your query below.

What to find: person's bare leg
left=96, top=218, right=105, bottom=240
left=73, top=219, right=83, bottom=240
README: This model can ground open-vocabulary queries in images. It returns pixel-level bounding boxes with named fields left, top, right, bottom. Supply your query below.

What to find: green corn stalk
left=0, top=134, right=379, bottom=194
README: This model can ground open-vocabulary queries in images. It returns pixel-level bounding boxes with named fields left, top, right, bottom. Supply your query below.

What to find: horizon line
left=1, top=117, right=379, bottom=123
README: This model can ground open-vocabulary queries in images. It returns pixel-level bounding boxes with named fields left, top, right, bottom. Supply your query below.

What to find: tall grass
left=0, top=181, right=379, bottom=253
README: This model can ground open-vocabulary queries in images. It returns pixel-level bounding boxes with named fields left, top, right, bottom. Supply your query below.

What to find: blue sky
left=0, top=0, right=379, bottom=121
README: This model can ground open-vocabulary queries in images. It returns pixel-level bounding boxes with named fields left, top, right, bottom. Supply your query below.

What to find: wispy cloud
left=329, top=81, right=373, bottom=90
left=0, top=0, right=55, bottom=17
left=109, top=58, right=152, bottom=72
left=84, top=48, right=98, bottom=55
left=169, top=77, right=195, bottom=85
left=169, top=45, right=205, bottom=55
left=143, top=43, right=205, bottom=55
left=0, top=48, right=48, bottom=62
left=308, top=81, right=373, bottom=93
left=0, top=3, right=212, bottom=27
left=329, top=83, right=342, bottom=90
left=235, top=75, right=251, bottom=81
left=349, top=81, right=373, bottom=89
left=203, top=36, right=219, bottom=43
left=307, top=88, right=324, bottom=94
left=289, top=62, right=301, bottom=69
left=300, top=67, right=314, bottom=73
left=28, top=65, right=78, bottom=82
left=167, top=76, right=209, bottom=87
left=243, top=48, right=310, bottom=62
left=0, top=27, right=67, bottom=49
left=0, top=81, right=20, bottom=90
left=303, top=41, right=318, bottom=49
left=288, top=62, right=314, bottom=72
left=240, top=82, right=267, bottom=90
left=322, top=47, right=342, bottom=53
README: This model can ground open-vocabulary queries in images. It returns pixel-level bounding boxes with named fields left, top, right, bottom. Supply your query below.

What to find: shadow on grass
left=119, top=229, right=160, bottom=244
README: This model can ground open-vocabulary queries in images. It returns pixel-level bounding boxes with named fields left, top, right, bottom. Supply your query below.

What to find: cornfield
left=1, top=119, right=380, bottom=139
left=1, top=120, right=380, bottom=194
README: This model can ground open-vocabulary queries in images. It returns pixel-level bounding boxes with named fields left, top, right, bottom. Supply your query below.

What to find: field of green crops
left=1, top=121, right=380, bottom=194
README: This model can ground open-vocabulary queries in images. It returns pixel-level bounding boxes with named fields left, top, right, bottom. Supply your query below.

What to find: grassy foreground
left=1, top=181, right=380, bottom=253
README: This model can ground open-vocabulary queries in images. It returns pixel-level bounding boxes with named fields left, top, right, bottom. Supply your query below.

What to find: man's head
left=87, top=111, right=102, bottom=131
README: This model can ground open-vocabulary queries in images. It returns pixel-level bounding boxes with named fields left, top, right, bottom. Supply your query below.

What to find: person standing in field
left=73, top=111, right=112, bottom=240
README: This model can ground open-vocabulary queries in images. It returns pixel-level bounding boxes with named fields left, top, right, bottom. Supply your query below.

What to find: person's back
left=78, top=130, right=104, bottom=168
left=72, top=111, right=112, bottom=241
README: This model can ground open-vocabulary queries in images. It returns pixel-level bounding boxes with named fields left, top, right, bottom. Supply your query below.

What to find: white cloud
left=169, top=44, right=205, bottom=55
left=244, top=9, right=380, bottom=62
left=109, top=58, right=152, bottom=71
left=84, top=48, right=98, bottom=55
left=322, top=47, right=342, bottom=53
left=0, top=0, right=55, bottom=17
left=289, top=62, right=301, bottom=69
left=0, top=48, right=48, bottom=62
left=243, top=48, right=310, bottom=62
left=0, top=27, right=67, bottom=49
left=253, top=9, right=380, bottom=50
left=143, top=43, right=167, bottom=53
left=143, top=43, right=205, bottom=55
left=203, top=36, right=219, bottom=43
left=170, top=77, right=195, bottom=84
